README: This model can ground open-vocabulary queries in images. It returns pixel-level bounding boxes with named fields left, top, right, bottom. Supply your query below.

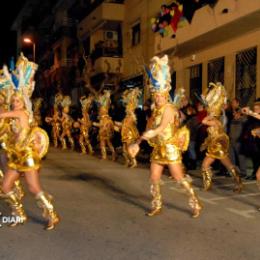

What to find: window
left=236, top=47, right=257, bottom=106
left=189, top=64, right=202, bottom=105
left=208, top=57, right=224, bottom=85
left=132, top=23, right=141, bottom=46
left=169, top=72, right=176, bottom=100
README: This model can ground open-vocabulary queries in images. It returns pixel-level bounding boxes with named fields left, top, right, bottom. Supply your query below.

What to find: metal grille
left=236, top=47, right=256, bottom=106
left=208, top=57, right=224, bottom=84
left=190, top=64, right=202, bottom=104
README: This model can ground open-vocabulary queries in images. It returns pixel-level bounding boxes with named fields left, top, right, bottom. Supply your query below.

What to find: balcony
left=78, top=2, right=124, bottom=38
left=91, top=46, right=122, bottom=60
left=92, top=55, right=123, bottom=75
left=154, top=0, right=260, bottom=56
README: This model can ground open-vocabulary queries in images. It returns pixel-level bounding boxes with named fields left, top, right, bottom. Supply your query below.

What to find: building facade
left=11, top=0, right=260, bottom=106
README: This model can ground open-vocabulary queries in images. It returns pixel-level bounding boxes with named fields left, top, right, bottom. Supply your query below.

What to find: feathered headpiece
left=145, top=55, right=171, bottom=94
left=1, top=53, right=38, bottom=122
left=97, top=90, right=111, bottom=114
left=61, top=96, right=72, bottom=109
left=203, top=82, right=227, bottom=117
left=122, top=88, right=141, bottom=113
left=80, top=95, right=94, bottom=112
left=173, top=87, right=186, bottom=108
left=54, top=93, right=63, bottom=110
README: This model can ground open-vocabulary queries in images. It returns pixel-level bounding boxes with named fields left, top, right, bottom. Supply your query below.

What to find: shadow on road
left=49, top=172, right=192, bottom=216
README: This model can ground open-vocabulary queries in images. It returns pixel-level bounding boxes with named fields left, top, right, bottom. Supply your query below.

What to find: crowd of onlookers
left=42, top=95, right=260, bottom=179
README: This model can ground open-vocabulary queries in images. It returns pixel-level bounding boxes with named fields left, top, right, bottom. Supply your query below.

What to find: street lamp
left=23, top=37, right=36, bottom=62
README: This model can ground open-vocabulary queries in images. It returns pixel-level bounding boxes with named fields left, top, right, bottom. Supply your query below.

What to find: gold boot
left=3, top=191, right=27, bottom=227
left=179, top=176, right=202, bottom=218
left=146, top=183, right=162, bottom=217
left=36, top=191, right=60, bottom=231
left=130, top=158, right=137, bottom=168
left=123, top=151, right=130, bottom=167
left=230, top=167, right=243, bottom=193
left=14, top=180, right=25, bottom=200
left=101, top=146, right=107, bottom=160
left=53, top=136, right=58, bottom=148
left=79, top=140, right=86, bottom=154
left=256, top=179, right=260, bottom=211
left=69, top=137, right=75, bottom=150
left=61, top=138, right=67, bottom=150
left=87, top=142, right=94, bottom=155
left=202, top=168, right=213, bottom=191
left=111, top=147, right=116, bottom=161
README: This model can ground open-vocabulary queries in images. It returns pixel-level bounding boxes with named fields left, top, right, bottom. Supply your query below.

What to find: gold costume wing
left=174, top=125, right=190, bottom=152
left=29, top=127, right=49, bottom=158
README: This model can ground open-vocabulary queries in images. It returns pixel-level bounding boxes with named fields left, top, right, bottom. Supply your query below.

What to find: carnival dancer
left=0, top=68, right=24, bottom=200
left=128, top=55, right=202, bottom=218
left=200, top=82, right=243, bottom=192
left=93, top=90, right=116, bottom=160
left=32, top=97, right=43, bottom=127
left=0, top=53, right=60, bottom=230
left=45, top=93, right=62, bottom=148
left=74, top=95, right=94, bottom=154
left=59, top=95, right=75, bottom=150
left=116, top=88, right=141, bottom=167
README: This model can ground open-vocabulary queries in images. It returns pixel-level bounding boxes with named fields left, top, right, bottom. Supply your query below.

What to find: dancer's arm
left=142, top=104, right=176, bottom=140
left=0, top=110, right=23, bottom=119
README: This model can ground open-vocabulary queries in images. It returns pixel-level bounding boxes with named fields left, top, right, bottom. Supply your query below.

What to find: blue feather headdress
left=145, top=55, right=171, bottom=94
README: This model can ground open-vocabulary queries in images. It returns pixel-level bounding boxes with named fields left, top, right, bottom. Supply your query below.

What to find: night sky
left=0, top=1, right=25, bottom=66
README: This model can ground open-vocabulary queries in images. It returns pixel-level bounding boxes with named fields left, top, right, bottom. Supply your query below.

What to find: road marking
left=209, top=192, right=260, bottom=201
left=226, top=208, right=257, bottom=219
left=199, top=197, right=218, bottom=205
left=214, top=181, right=256, bottom=188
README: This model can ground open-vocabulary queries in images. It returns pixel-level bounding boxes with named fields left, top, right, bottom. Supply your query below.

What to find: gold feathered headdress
left=80, top=95, right=94, bottom=112
left=122, top=88, right=141, bottom=113
left=1, top=53, right=38, bottom=122
left=145, top=55, right=171, bottom=95
left=203, top=82, right=227, bottom=117
left=97, top=90, right=111, bottom=114
left=61, top=96, right=72, bottom=109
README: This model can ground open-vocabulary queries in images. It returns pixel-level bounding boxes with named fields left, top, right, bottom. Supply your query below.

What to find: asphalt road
left=0, top=148, right=260, bottom=260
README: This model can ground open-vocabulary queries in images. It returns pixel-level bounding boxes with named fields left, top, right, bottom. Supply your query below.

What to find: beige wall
left=78, top=3, right=124, bottom=38
left=172, top=29, right=260, bottom=99
left=75, top=0, right=260, bottom=101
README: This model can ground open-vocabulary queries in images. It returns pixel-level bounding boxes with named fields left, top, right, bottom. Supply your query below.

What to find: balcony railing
left=90, top=47, right=122, bottom=61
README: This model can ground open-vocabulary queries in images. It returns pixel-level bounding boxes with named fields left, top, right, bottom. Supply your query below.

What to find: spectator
left=242, top=99, right=260, bottom=179
left=228, top=98, right=247, bottom=178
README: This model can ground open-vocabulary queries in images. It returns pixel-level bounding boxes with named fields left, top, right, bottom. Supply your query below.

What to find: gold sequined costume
left=45, top=93, right=62, bottom=148
left=200, top=82, right=242, bottom=192
left=0, top=53, right=59, bottom=230
left=128, top=55, right=202, bottom=218
left=94, top=90, right=115, bottom=160
left=120, top=88, right=141, bottom=167
left=76, top=95, right=94, bottom=154
left=32, top=97, right=43, bottom=127
left=60, top=96, right=74, bottom=150
left=0, top=68, right=25, bottom=199
left=147, top=103, right=189, bottom=165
